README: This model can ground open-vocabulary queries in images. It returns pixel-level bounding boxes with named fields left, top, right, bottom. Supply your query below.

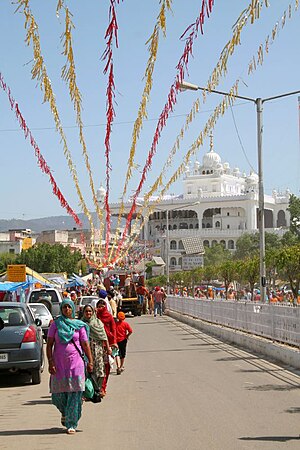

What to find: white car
left=28, top=303, right=53, bottom=339
left=77, top=296, right=99, bottom=318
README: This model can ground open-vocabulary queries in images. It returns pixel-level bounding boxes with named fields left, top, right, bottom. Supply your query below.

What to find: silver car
left=0, top=302, right=44, bottom=384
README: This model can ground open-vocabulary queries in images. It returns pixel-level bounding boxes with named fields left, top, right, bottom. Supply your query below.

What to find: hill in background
left=0, top=213, right=124, bottom=233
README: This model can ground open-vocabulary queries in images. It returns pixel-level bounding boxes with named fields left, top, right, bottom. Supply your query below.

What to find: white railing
left=166, top=296, right=300, bottom=347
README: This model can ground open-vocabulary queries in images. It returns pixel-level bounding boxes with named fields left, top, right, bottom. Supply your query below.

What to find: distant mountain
left=0, top=213, right=124, bottom=233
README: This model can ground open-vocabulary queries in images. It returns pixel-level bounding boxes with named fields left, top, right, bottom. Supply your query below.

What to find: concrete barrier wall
left=167, top=309, right=300, bottom=370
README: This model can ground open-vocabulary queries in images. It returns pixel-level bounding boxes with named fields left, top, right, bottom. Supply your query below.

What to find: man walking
left=153, top=286, right=164, bottom=317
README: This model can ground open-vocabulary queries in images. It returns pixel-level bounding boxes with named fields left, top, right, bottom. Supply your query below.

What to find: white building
left=109, top=138, right=290, bottom=271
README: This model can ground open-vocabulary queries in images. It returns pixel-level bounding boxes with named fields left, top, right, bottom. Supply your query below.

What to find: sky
left=0, top=0, right=299, bottom=221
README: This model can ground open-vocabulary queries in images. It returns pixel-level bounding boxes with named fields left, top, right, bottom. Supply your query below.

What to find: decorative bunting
left=109, top=0, right=172, bottom=262
left=15, top=0, right=96, bottom=255
left=102, top=0, right=122, bottom=261
left=115, top=0, right=299, bottom=264
left=58, top=3, right=104, bottom=253
left=0, top=72, right=82, bottom=228
left=111, top=0, right=215, bottom=263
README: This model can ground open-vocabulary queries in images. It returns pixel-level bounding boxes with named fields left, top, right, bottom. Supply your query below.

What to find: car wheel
left=31, top=367, right=42, bottom=385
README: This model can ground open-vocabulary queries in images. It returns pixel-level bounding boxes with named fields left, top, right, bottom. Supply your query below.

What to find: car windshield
left=29, top=305, right=50, bottom=316
left=0, top=307, right=26, bottom=326
left=29, top=290, right=58, bottom=303
left=82, top=297, right=97, bottom=305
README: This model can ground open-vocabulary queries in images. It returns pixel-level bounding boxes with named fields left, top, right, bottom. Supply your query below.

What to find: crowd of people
left=46, top=272, right=169, bottom=435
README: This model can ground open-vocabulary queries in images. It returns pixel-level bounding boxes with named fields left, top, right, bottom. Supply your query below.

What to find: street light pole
left=256, top=98, right=266, bottom=302
left=166, top=210, right=170, bottom=294
left=180, top=80, right=300, bottom=302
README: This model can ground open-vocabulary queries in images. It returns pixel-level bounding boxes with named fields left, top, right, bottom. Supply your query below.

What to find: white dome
left=202, top=150, right=221, bottom=169
left=246, top=171, right=258, bottom=184
left=97, top=185, right=106, bottom=201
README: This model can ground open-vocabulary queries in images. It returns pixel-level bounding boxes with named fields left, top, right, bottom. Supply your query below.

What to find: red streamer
left=101, top=0, right=122, bottom=262
left=113, top=0, right=215, bottom=262
left=0, top=72, right=82, bottom=228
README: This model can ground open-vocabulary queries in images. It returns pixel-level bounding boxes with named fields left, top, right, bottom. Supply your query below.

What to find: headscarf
left=98, top=289, right=108, bottom=299
left=96, top=303, right=117, bottom=345
left=55, top=299, right=88, bottom=344
left=81, top=305, right=107, bottom=343
left=117, top=311, right=125, bottom=321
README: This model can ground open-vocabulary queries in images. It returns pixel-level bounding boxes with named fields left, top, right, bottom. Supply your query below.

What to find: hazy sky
left=1, top=0, right=299, bottom=221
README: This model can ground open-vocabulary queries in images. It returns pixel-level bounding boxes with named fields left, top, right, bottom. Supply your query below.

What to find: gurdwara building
left=109, top=139, right=290, bottom=271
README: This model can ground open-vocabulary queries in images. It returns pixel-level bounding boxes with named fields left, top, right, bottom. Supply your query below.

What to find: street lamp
left=180, top=80, right=300, bottom=303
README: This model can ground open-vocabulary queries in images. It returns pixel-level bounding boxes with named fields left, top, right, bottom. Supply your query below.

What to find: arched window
left=206, top=223, right=211, bottom=228
left=170, top=257, right=177, bottom=266
left=170, top=240, right=177, bottom=250
left=215, top=221, right=220, bottom=228
left=277, top=210, right=287, bottom=227
left=189, top=224, right=194, bottom=229
left=228, top=240, right=234, bottom=249
left=203, top=240, right=210, bottom=247
left=178, top=240, right=184, bottom=250
left=178, top=257, right=182, bottom=267
left=212, top=240, right=218, bottom=247
left=173, top=224, right=177, bottom=230
left=195, top=223, right=199, bottom=229
left=202, top=223, right=205, bottom=229
left=220, top=240, right=226, bottom=248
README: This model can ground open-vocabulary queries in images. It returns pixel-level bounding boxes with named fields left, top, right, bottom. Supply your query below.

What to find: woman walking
left=82, top=304, right=111, bottom=390
left=96, top=299, right=117, bottom=397
left=46, top=299, right=93, bottom=434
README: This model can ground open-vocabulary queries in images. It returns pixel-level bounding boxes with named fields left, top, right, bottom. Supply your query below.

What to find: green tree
left=238, top=256, right=259, bottom=300
left=235, top=232, right=281, bottom=260
left=204, top=243, right=231, bottom=266
left=17, top=243, right=82, bottom=275
left=0, top=252, right=17, bottom=273
left=288, top=193, right=300, bottom=237
left=218, top=260, right=238, bottom=299
left=273, top=245, right=300, bottom=302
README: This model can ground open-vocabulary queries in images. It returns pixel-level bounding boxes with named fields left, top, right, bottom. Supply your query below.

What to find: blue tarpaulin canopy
left=0, top=281, right=29, bottom=292
left=65, top=273, right=86, bottom=289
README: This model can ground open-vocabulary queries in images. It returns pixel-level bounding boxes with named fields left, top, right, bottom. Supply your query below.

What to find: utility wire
left=0, top=102, right=250, bottom=133
left=229, top=103, right=256, bottom=173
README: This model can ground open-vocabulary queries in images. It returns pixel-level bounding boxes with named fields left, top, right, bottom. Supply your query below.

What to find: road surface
left=0, top=315, right=300, bottom=449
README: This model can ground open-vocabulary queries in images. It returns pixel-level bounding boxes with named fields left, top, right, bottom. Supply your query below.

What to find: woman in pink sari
left=46, top=299, right=93, bottom=434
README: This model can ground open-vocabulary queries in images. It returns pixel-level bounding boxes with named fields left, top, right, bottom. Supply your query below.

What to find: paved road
left=1, top=315, right=300, bottom=450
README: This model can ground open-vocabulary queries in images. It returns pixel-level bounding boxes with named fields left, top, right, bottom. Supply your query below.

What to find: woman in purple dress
left=46, top=299, right=93, bottom=434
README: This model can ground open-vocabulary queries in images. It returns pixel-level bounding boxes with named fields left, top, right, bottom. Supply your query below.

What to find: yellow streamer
left=15, top=0, right=96, bottom=255
left=59, top=4, right=104, bottom=254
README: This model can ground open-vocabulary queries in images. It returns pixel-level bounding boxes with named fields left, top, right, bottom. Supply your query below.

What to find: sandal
left=67, top=428, right=76, bottom=435
left=61, top=416, right=66, bottom=427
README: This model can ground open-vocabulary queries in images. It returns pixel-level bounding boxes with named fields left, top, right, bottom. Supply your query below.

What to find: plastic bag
left=84, top=377, right=94, bottom=399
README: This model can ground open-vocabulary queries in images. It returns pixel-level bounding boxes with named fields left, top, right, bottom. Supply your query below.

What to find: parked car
left=28, top=303, right=53, bottom=339
left=77, top=296, right=99, bottom=318
left=0, top=302, right=44, bottom=384
left=27, top=288, right=63, bottom=319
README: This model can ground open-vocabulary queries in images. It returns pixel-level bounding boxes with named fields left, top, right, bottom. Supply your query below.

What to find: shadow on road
left=0, top=373, right=31, bottom=388
left=285, top=407, right=300, bottom=413
left=0, top=428, right=66, bottom=436
left=23, top=398, right=52, bottom=406
left=239, top=435, right=300, bottom=442
left=245, top=383, right=300, bottom=392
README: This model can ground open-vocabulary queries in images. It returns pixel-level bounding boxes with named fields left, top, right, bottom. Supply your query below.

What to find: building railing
left=166, top=296, right=300, bottom=347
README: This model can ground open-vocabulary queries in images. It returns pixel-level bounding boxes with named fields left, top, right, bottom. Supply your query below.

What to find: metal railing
left=166, top=296, right=300, bottom=347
